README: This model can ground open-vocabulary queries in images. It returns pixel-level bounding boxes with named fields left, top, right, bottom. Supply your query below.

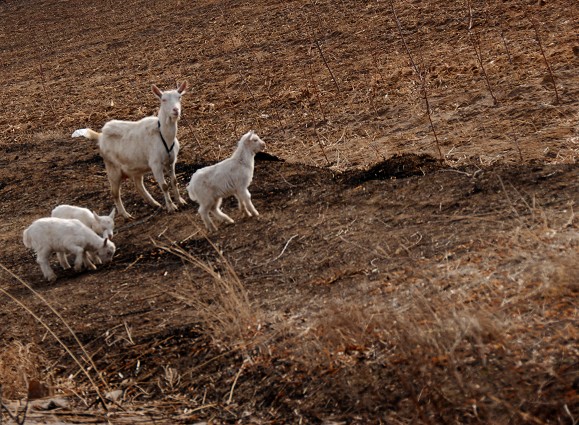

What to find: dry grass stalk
left=388, top=0, right=443, bottom=162
left=1, top=384, right=30, bottom=425
left=0, top=265, right=111, bottom=410
left=510, top=132, right=524, bottom=162
left=500, top=30, right=513, bottom=64
left=467, top=28, right=498, bottom=105
left=530, top=18, right=560, bottom=104
left=38, top=64, right=56, bottom=118
left=305, top=9, right=341, bottom=95
left=314, top=39, right=341, bottom=94
left=307, top=62, right=327, bottom=122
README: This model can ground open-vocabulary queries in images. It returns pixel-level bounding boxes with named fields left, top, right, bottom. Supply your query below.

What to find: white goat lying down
left=51, top=204, right=116, bottom=265
left=187, top=130, right=266, bottom=231
left=72, top=82, right=188, bottom=218
left=23, top=217, right=116, bottom=282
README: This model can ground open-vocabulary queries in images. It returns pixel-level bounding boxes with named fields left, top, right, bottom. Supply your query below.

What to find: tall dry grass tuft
left=154, top=236, right=262, bottom=350
left=281, top=290, right=535, bottom=421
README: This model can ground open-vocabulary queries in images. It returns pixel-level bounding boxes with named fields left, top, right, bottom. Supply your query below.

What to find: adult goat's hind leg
left=151, top=163, right=178, bottom=213
left=133, top=174, right=162, bottom=208
left=105, top=162, right=132, bottom=219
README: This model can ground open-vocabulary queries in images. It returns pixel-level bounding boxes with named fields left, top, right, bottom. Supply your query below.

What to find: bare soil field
left=0, top=0, right=578, bottom=423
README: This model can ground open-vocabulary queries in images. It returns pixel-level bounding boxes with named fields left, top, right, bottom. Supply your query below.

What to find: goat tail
left=71, top=128, right=101, bottom=140
left=22, top=228, right=31, bottom=249
left=186, top=182, right=197, bottom=202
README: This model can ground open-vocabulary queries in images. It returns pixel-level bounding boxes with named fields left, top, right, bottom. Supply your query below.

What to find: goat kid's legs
left=236, top=189, right=259, bottom=217
left=57, top=252, right=72, bottom=269
left=83, top=251, right=98, bottom=270
left=198, top=204, right=218, bottom=232
left=213, top=198, right=235, bottom=224
left=37, top=249, right=57, bottom=282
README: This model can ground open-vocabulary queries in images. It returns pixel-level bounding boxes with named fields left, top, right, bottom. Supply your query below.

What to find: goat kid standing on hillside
left=72, top=82, right=188, bottom=218
left=187, top=130, right=266, bottom=231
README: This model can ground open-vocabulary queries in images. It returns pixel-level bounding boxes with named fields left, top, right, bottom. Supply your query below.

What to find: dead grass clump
left=544, top=255, right=579, bottom=294
left=155, top=238, right=263, bottom=350
left=280, top=294, right=535, bottom=421
left=0, top=341, right=50, bottom=400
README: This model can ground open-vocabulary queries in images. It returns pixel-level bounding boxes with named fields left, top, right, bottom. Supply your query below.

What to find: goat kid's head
left=98, top=238, right=116, bottom=264
left=93, top=208, right=116, bottom=239
left=241, top=130, right=266, bottom=154
left=152, top=82, right=187, bottom=121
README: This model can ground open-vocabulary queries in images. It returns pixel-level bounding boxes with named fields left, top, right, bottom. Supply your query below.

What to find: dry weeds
left=0, top=0, right=577, bottom=423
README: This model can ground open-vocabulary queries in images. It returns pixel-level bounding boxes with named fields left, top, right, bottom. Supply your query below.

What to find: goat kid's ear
left=152, top=84, right=163, bottom=99
left=103, top=238, right=108, bottom=247
left=109, top=208, right=116, bottom=219
left=177, top=81, right=188, bottom=94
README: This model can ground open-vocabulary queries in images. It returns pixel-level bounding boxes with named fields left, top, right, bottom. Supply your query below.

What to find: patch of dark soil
left=255, top=151, right=284, bottom=162
left=343, top=153, right=442, bottom=185
left=72, top=153, right=103, bottom=166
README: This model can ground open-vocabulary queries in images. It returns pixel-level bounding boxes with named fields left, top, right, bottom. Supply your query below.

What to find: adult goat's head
left=152, top=82, right=187, bottom=121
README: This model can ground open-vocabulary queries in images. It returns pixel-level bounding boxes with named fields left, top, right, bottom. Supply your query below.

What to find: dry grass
left=0, top=341, right=50, bottom=400
left=154, top=234, right=263, bottom=350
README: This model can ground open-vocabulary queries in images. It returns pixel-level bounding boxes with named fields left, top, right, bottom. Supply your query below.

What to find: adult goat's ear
left=177, top=81, right=187, bottom=94
left=152, top=84, right=163, bottom=99
left=103, top=238, right=108, bottom=247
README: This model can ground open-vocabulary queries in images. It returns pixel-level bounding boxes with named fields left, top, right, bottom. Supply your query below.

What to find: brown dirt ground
left=0, top=0, right=578, bottom=423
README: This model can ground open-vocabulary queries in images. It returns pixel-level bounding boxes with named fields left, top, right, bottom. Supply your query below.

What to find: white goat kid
left=51, top=204, right=115, bottom=238
left=72, top=82, right=188, bottom=218
left=187, top=130, right=266, bottom=231
left=23, top=217, right=116, bottom=282
left=51, top=204, right=116, bottom=266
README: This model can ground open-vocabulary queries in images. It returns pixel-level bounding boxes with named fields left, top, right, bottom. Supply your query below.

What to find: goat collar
left=158, top=120, right=175, bottom=155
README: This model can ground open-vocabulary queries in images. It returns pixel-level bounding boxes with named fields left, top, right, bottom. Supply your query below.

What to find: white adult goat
left=72, top=82, right=188, bottom=218
left=23, top=217, right=116, bottom=282
left=186, top=130, right=266, bottom=231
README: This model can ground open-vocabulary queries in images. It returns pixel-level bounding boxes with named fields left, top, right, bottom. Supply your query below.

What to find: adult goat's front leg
left=169, top=162, right=187, bottom=207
